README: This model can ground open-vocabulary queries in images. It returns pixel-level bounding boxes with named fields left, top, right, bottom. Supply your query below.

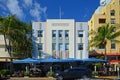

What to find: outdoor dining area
left=10, top=57, right=108, bottom=77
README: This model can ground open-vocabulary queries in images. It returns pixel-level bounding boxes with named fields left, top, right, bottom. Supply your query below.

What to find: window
left=52, top=43, right=56, bottom=50
left=59, top=43, right=62, bottom=51
left=39, top=23, right=42, bottom=29
left=65, top=30, right=69, bottom=37
left=38, top=43, right=42, bottom=50
left=59, top=30, right=62, bottom=37
left=111, top=43, right=116, bottom=49
left=99, top=19, right=106, bottom=23
left=110, top=10, right=115, bottom=16
left=78, top=30, right=83, bottom=37
left=111, top=18, right=116, bottom=24
left=78, top=43, right=83, bottom=50
left=80, top=23, right=82, bottom=29
left=37, top=30, right=43, bottom=37
left=65, top=43, right=69, bottom=50
left=52, top=30, right=56, bottom=37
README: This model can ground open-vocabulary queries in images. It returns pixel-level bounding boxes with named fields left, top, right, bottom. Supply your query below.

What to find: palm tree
left=10, top=20, right=32, bottom=58
left=89, top=24, right=120, bottom=60
left=0, top=15, right=32, bottom=74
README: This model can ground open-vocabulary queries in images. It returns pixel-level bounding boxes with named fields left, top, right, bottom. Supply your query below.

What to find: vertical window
left=111, top=18, right=116, bottom=24
left=52, top=30, right=56, bottom=37
left=59, top=43, right=62, bottom=51
left=110, top=10, right=115, bottom=16
left=80, top=23, right=82, bottom=29
left=65, top=30, right=69, bottom=37
left=78, top=43, right=83, bottom=50
left=39, top=23, right=42, bottom=29
left=78, top=30, right=83, bottom=37
left=37, top=30, right=43, bottom=37
left=59, top=30, right=62, bottom=37
left=52, top=43, right=56, bottom=50
left=65, top=43, right=69, bottom=50
left=111, top=43, right=116, bottom=49
left=38, top=43, right=42, bottom=50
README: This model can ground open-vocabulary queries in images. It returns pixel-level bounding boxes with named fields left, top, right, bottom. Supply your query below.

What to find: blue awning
left=40, top=57, right=61, bottom=63
left=13, top=58, right=39, bottom=64
left=82, top=58, right=107, bottom=63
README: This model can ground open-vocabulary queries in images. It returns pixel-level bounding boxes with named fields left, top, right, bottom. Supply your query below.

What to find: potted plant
left=24, top=71, right=29, bottom=77
left=92, top=71, right=99, bottom=77
left=46, top=71, right=54, bottom=78
left=0, top=69, right=9, bottom=78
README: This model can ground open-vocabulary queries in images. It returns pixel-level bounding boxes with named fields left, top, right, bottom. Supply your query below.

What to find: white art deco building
left=32, top=19, right=88, bottom=59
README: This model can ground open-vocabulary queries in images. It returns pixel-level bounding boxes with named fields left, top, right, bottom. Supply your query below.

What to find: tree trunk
left=3, top=35, right=9, bottom=53
left=104, top=42, right=107, bottom=60
left=104, top=43, right=108, bottom=75
left=8, top=38, right=13, bottom=76
left=104, top=45, right=107, bottom=60
left=3, top=35, right=13, bottom=76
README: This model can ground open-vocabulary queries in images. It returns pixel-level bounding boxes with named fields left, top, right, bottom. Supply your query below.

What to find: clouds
left=30, top=2, right=47, bottom=21
left=7, top=0, right=24, bottom=19
left=0, top=0, right=47, bottom=22
left=23, top=0, right=33, bottom=7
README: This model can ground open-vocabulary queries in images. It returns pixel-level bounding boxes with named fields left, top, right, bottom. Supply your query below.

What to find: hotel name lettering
left=52, top=23, right=69, bottom=26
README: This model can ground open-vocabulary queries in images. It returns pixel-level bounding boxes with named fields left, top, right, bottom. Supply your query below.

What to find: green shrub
left=24, top=71, right=29, bottom=76
left=0, top=69, right=9, bottom=75
left=92, top=71, right=98, bottom=76
left=46, top=71, right=54, bottom=77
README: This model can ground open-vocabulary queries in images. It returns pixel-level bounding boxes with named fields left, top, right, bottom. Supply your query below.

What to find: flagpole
left=59, top=6, right=62, bottom=19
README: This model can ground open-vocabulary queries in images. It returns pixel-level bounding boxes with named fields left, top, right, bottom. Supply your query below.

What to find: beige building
left=88, top=0, right=120, bottom=57
left=0, top=35, right=10, bottom=62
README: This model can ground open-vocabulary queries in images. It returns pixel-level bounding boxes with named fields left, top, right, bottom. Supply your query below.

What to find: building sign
left=52, top=23, right=69, bottom=26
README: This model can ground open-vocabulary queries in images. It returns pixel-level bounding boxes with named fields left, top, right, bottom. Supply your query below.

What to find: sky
left=0, top=0, right=100, bottom=23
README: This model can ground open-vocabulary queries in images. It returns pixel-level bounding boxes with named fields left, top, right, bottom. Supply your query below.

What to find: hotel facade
left=0, top=35, right=10, bottom=61
left=88, top=0, right=120, bottom=57
left=32, top=19, right=88, bottom=59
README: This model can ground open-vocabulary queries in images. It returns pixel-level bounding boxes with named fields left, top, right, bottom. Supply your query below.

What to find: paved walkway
left=9, top=77, right=56, bottom=80
left=7, top=76, right=120, bottom=80
left=94, top=76, right=119, bottom=80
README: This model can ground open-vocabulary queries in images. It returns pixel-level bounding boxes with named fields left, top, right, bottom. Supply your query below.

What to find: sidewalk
left=9, top=77, right=56, bottom=80
left=8, top=76, right=120, bottom=80
left=96, top=76, right=119, bottom=79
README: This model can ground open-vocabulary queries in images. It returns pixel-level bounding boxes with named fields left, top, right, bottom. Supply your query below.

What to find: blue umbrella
left=61, top=58, right=82, bottom=62
left=40, top=57, right=61, bottom=63
left=82, top=58, right=107, bottom=63
left=13, top=58, right=39, bottom=64
left=61, top=58, right=76, bottom=62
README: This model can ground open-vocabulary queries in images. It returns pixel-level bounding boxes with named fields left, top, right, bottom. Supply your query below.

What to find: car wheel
left=57, top=76, right=63, bottom=80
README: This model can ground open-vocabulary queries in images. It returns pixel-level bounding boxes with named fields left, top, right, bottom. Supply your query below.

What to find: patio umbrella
left=82, top=58, right=107, bottom=63
left=61, top=58, right=82, bottom=62
left=82, top=57, right=107, bottom=75
left=40, top=57, right=61, bottom=63
left=13, top=58, right=40, bottom=73
left=109, top=60, right=120, bottom=63
left=13, top=58, right=39, bottom=64
left=60, top=58, right=82, bottom=68
left=40, top=57, right=62, bottom=71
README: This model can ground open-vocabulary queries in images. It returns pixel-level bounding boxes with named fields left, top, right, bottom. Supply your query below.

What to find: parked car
left=53, top=67, right=92, bottom=80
